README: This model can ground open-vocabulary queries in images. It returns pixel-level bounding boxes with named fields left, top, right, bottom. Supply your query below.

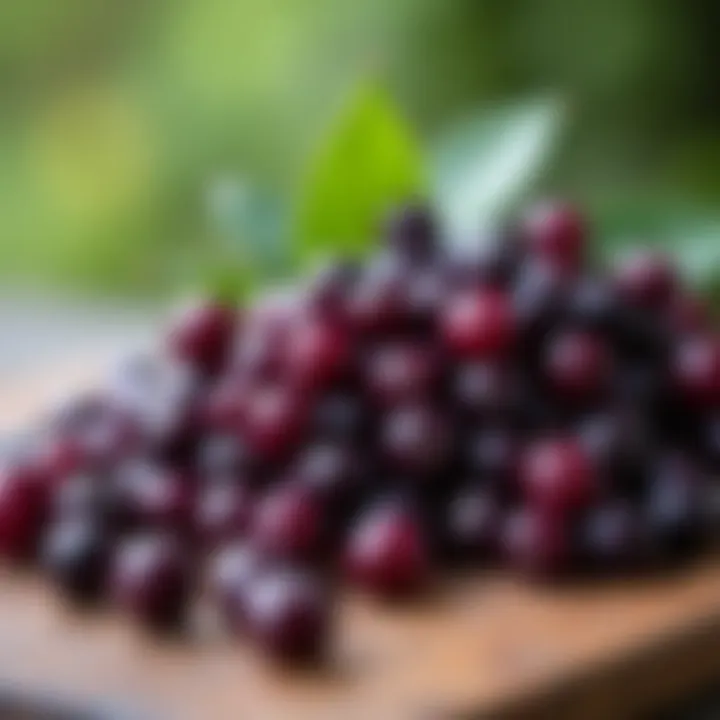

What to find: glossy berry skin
left=285, top=320, right=351, bottom=392
left=348, top=256, right=411, bottom=336
left=252, top=485, right=323, bottom=562
left=521, top=439, right=597, bottom=514
left=444, top=488, right=500, bottom=560
left=344, top=504, right=429, bottom=598
left=543, top=331, right=611, bottom=399
left=612, top=251, right=676, bottom=310
left=364, top=343, right=439, bottom=406
left=195, top=483, right=253, bottom=549
left=384, top=204, right=437, bottom=263
left=380, top=404, right=450, bottom=477
left=245, top=570, right=330, bottom=663
left=521, top=201, right=586, bottom=271
left=118, top=462, right=193, bottom=533
left=110, top=534, right=191, bottom=631
left=41, top=519, right=109, bottom=605
left=167, top=298, right=237, bottom=375
left=0, top=464, right=48, bottom=562
left=453, top=362, right=515, bottom=419
left=292, top=443, right=360, bottom=505
left=502, top=508, right=569, bottom=579
left=208, top=542, right=264, bottom=632
left=671, top=335, right=720, bottom=408
left=243, top=386, right=306, bottom=459
left=441, top=289, right=516, bottom=359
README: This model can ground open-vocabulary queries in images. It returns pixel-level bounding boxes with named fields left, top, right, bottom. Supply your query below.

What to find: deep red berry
left=612, top=251, right=676, bottom=310
left=195, top=482, right=253, bottom=548
left=347, top=257, right=411, bottom=335
left=167, top=298, right=237, bottom=375
left=502, top=508, right=569, bottom=578
left=672, top=335, right=720, bottom=407
left=292, top=443, right=359, bottom=504
left=305, top=261, right=357, bottom=322
left=364, top=343, right=439, bottom=406
left=441, top=289, right=516, bottom=359
left=245, top=569, right=330, bottom=663
left=521, top=439, right=597, bottom=514
left=521, top=201, right=586, bottom=270
left=252, top=484, right=323, bottom=561
left=380, top=404, right=450, bottom=477
left=243, top=386, right=306, bottom=458
left=110, top=534, right=190, bottom=631
left=208, top=542, right=264, bottom=633
left=453, top=361, right=514, bottom=417
left=285, top=320, right=351, bottom=391
left=544, top=331, right=611, bottom=399
left=118, top=461, right=193, bottom=532
left=344, top=504, right=429, bottom=598
left=0, top=463, right=48, bottom=561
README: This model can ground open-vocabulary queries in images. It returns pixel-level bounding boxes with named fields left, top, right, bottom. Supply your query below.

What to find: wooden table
left=0, top=359, right=717, bottom=720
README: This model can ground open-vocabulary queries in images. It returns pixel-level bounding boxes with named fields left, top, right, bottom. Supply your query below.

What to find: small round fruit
left=167, top=298, right=237, bottom=375
left=364, top=343, right=439, bottom=406
left=208, top=542, right=264, bottom=632
left=344, top=503, right=429, bottom=598
left=543, top=331, right=611, bottom=399
left=109, top=533, right=191, bottom=631
left=465, top=428, right=518, bottom=486
left=452, top=362, right=514, bottom=418
left=243, top=386, right=306, bottom=459
left=311, top=393, right=366, bottom=443
left=521, top=439, right=597, bottom=514
left=444, top=488, right=500, bottom=560
left=501, top=508, right=569, bottom=579
left=245, top=569, right=330, bottom=664
left=441, top=289, right=516, bottom=359
left=195, top=482, right=253, bottom=548
left=0, top=463, right=48, bottom=562
left=286, top=320, right=351, bottom=391
left=521, top=201, right=586, bottom=270
left=671, top=335, right=720, bottom=407
left=578, top=500, right=642, bottom=572
left=612, top=251, right=676, bottom=310
left=252, top=484, right=323, bottom=562
left=380, top=404, right=450, bottom=477
left=41, top=519, right=109, bottom=605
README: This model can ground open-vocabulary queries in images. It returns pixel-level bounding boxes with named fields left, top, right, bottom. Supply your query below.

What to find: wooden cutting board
left=0, top=359, right=718, bottom=720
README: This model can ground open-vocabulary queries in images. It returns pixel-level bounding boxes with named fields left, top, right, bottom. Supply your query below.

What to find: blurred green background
left=1, top=0, right=718, bottom=297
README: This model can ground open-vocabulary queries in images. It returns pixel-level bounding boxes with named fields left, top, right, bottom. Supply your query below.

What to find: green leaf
left=295, top=83, right=426, bottom=263
left=432, top=97, right=564, bottom=245
left=594, top=199, right=720, bottom=288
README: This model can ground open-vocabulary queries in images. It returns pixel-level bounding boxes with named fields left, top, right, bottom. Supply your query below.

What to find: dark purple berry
left=544, top=331, right=612, bottom=400
left=521, top=201, right=586, bottom=271
left=110, top=533, right=191, bottom=631
left=245, top=569, right=330, bottom=663
left=41, top=519, right=109, bottom=605
left=344, top=503, right=429, bottom=598
left=384, top=204, right=437, bottom=262
left=502, top=508, right=569, bottom=579
left=442, top=289, right=516, bottom=359
left=612, top=251, right=676, bottom=310
left=521, top=439, right=597, bottom=514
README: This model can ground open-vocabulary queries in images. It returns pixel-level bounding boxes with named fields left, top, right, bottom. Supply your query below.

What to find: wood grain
left=0, top=360, right=717, bottom=720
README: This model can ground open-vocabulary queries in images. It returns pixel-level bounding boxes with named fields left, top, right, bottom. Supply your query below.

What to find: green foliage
left=432, top=97, right=564, bottom=243
left=294, top=83, right=426, bottom=264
